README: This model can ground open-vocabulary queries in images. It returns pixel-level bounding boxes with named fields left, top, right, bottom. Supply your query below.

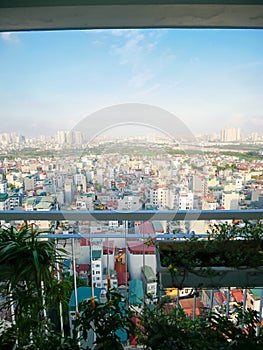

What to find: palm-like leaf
left=0, top=224, right=69, bottom=346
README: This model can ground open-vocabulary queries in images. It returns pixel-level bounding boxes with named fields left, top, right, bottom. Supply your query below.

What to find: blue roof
left=69, top=286, right=102, bottom=310
left=69, top=287, right=128, bottom=342
left=129, top=279, right=144, bottom=305
left=63, top=259, right=71, bottom=267
left=175, top=232, right=209, bottom=239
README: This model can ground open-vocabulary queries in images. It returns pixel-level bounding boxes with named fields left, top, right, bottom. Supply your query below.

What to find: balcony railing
left=1, top=209, right=263, bottom=337
left=1, top=209, right=263, bottom=239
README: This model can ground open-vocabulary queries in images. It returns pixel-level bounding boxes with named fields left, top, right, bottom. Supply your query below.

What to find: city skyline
left=1, top=28, right=263, bottom=137
left=0, top=125, right=261, bottom=142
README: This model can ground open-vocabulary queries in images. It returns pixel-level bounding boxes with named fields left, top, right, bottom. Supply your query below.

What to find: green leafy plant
left=135, top=300, right=263, bottom=349
left=158, top=221, right=263, bottom=273
left=0, top=224, right=71, bottom=348
left=73, top=288, right=135, bottom=349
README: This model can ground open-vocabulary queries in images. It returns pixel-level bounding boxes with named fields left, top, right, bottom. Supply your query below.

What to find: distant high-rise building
left=66, top=131, right=74, bottom=144
left=74, top=130, right=83, bottom=145
left=220, top=128, right=241, bottom=142
left=56, top=130, right=67, bottom=144
left=56, top=130, right=84, bottom=145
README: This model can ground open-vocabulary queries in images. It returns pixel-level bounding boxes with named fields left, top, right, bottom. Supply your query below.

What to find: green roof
left=249, top=288, right=263, bottom=299
left=0, top=193, right=8, bottom=202
left=92, top=250, right=101, bottom=259
left=34, top=201, right=52, bottom=210
left=141, top=265, right=156, bottom=282
left=153, top=221, right=164, bottom=232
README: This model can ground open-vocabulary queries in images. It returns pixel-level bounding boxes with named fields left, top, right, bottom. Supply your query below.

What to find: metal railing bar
left=39, top=233, right=206, bottom=239
left=257, top=288, right=263, bottom=336
left=0, top=209, right=263, bottom=221
left=210, top=289, right=214, bottom=310
left=193, top=288, right=197, bottom=321
left=242, top=288, right=247, bottom=331
left=226, top=288, right=231, bottom=318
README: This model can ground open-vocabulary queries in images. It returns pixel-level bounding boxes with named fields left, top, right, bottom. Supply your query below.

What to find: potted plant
left=0, top=223, right=73, bottom=348
left=155, top=221, right=263, bottom=288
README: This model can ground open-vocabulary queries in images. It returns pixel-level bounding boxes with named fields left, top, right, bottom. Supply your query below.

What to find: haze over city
left=1, top=28, right=263, bottom=137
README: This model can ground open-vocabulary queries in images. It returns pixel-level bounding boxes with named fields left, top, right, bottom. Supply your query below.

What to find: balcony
left=1, top=209, right=263, bottom=348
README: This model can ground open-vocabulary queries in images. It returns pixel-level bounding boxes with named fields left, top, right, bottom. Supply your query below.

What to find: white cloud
left=129, top=70, right=154, bottom=89
left=1, top=32, right=11, bottom=41
left=111, top=32, right=145, bottom=65
left=110, top=30, right=159, bottom=66
left=111, top=29, right=139, bottom=37
left=136, top=83, right=161, bottom=98
left=1, top=32, right=19, bottom=44
left=110, top=30, right=162, bottom=95
left=92, top=40, right=103, bottom=46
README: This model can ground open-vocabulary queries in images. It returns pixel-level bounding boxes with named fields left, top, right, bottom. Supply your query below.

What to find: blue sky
left=0, top=28, right=263, bottom=138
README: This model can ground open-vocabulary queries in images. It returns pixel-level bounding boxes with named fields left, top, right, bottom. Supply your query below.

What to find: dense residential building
left=141, top=265, right=157, bottom=300
left=0, top=180, right=7, bottom=194
left=2, top=131, right=263, bottom=321
left=0, top=193, right=9, bottom=211
left=222, top=191, right=240, bottom=210
left=177, top=191, right=194, bottom=210
left=24, top=175, right=36, bottom=192
left=149, top=186, right=169, bottom=209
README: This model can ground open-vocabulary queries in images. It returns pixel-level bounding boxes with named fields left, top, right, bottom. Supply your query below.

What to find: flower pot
left=156, top=240, right=263, bottom=288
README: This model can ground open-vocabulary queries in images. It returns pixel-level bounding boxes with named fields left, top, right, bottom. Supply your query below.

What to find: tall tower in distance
left=56, top=130, right=67, bottom=144
left=220, top=127, right=241, bottom=142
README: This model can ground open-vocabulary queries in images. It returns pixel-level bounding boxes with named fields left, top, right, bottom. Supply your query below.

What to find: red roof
left=76, top=264, right=89, bottom=274
left=80, top=238, right=90, bottom=246
left=103, top=240, right=114, bottom=254
left=180, top=298, right=204, bottom=317
left=232, top=289, right=244, bottom=303
left=217, top=205, right=225, bottom=210
left=127, top=241, right=155, bottom=254
left=138, top=221, right=155, bottom=235
left=214, top=291, right=227, bottom=304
